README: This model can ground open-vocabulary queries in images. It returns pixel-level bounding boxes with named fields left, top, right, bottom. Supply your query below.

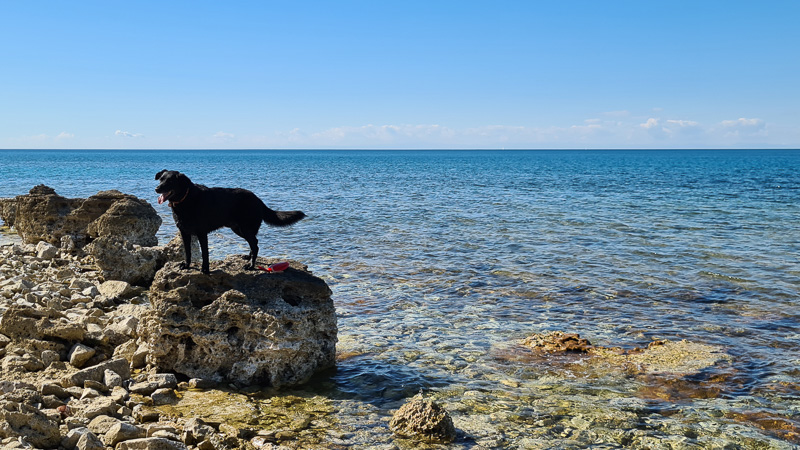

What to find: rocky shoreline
left=0, top=186, right=342, bottom=449
left=0, top=237, right=344, bottom=449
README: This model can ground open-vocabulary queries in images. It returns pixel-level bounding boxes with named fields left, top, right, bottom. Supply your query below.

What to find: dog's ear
left=155, top=170, right=167, bottom=180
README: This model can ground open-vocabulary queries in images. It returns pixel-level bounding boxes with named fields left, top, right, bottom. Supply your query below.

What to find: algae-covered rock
left=590, top=339, right=730, bottom=375
left=390, top=394, right=456, bottom=443
left=520, top=331, right=594, bottom=353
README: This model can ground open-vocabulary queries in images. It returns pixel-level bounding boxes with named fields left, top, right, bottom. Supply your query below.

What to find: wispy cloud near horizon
left=115, top=130, right=143, bottom=138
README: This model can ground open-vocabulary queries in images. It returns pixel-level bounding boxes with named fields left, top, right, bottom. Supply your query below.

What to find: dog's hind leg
left=244, top=234, right=259, bottom=270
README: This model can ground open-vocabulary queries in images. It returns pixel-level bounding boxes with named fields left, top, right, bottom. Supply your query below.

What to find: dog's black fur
left=155, top=170, right=305, bottom=274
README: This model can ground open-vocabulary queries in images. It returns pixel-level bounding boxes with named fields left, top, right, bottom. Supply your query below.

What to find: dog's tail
left=262, top=205, right=306, bottom=227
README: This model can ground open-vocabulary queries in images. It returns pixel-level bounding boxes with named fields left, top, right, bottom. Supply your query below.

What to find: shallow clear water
left=1, top=149, right=799, bottom=447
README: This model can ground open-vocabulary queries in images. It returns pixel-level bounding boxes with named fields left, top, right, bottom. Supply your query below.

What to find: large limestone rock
left=0, top=185, right=161, bottom=248
left=140, top=256, right=337, bottom=387
left=85, top=237, right=164, bottom=286
left=85, top=233, right=199, bottom=286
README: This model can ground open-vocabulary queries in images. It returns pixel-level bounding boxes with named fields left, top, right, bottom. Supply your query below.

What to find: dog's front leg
left=197, top=233, right=210, bottom=274
left=179, top=229, right=192, bottom=270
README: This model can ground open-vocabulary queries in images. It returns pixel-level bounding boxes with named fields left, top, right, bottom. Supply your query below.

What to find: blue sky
left=1, top=1, right=798, bottom=149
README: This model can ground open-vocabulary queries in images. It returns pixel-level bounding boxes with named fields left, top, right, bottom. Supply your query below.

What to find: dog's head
left=155, top=170, right=192, bottom=205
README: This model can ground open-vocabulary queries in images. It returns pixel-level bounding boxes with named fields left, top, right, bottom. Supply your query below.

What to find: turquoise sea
left=1, top=149, right=799, bottom=448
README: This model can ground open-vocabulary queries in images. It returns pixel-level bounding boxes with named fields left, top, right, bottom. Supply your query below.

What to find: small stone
left=80, top=396, right=118, bottom=420
left=129, top=381, right=160, bottom=396
left=76, top=431, right=105, bottom=450
left=61, top=235, right=76, bottom=252
left=188, top=378, right=217, bottom=389
left=80, top=387, right=103, bottom=400
left=147, top=424, right=179, bottom=437
left=82, top=286, right=100, bottom=297
left=389, top=394, right=457, bottom=443
left=104, top=369, right=123, bottom=388
left=131, top=343, right=149, bottom=369
left=36, top=242, right=58, bottom=260
left=41, top=350, right=60, bottom=367
left=69, top=278, right=95, bottom=290
left=150, top=388, right=177, bottom=406
left=117, top=437, right=188, bottom=450
left=103, top=422, right=147, bottom=446
left=132, top=404, right=160, bottom=423
left=196, top=439, right=215, bottom=450
left=98, top=280, right=138, bottom=300
left=150, top=430, right=182, bottom=442
left=88, top=414, right=121, bottom=434
left=62, top=427, right=92, bottom=449
left=110, top=386, right=129, bottom=403
left=148, top=373, right=178, bottom=389
left=69, top=343, right=96, bottom=368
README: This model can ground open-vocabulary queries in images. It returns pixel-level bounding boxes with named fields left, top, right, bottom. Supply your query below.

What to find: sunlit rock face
left=141, top=256, right=337, bottom=387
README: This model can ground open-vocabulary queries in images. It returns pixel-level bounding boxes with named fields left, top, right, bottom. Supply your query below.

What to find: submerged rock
left=389, top=393, right=456, bottom=443
left=520, top=331, right=594, bottom=353
left=140, top=256, right=337, bottom=387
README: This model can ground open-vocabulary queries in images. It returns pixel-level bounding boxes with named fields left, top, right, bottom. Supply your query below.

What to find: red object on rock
left=258, top=261, right=290, bottom=273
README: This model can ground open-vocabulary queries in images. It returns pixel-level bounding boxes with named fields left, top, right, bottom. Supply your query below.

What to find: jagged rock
left=1, top=186, right=160, bottom=251
left=520, top=331, right=594, bottom=353
left=0, top=197, right=17, bottom=228
left=104, top=369, right=123, bottom=388
left=77, top=431, right=105, bottom=450
left=36, top=241, right=58, bottom=259
left=0, top=396, right=62, bottom=448
left=61, top=357, right=130, bottom=388
left=41, top=349, right=60, bottom=367
left=104, top=422, right=147, bottom=446
left=98, top=280, right=139, bottom=300
left=73, top=396, right=118, bottom=420
left=0, top=305, right=85, bottom=343
left=63, top=427, right=93, bottom=449
left=85, top=198, right=161, bottom=247
left=140, top=256, right=337, bottom=387
left=389, top=394, right=456, bottom=443
left=86, top=237, right=163, bottom=286
left=69, top=343, right=96, bottom=368
left=117, top=437, right=188, bottom=450
left=88, top=415, right=121, bottom=434
left=151, top=388, right=177, bottom=405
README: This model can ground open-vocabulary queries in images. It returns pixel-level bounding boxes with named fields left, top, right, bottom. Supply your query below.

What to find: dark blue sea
left=1, top=150, right=799, bottom=447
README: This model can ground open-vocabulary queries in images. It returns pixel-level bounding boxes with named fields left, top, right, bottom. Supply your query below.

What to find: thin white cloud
left=718, top=117, right=766, bottom=139
left=666, top=119, right=699, bottom=127
left=213, top=131, right=235, bottom=140
left=115, top=130, right=143, bottom=138
left=721, top=118, right=764, bottom=128
left=56, top=132, right=74, bottom=140
left=640, top=118, right=660, bottom=129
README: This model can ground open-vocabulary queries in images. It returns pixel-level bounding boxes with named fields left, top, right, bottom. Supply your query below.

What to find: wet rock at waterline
left=141, top=256, right=337, bottom=387
left=390, top=393, right=457, bottom=443
left=520, top=331, right=594, bottom=353
left=515, top=331, right=731, bottom=377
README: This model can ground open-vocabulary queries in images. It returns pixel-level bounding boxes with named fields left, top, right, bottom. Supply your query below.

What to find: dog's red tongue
left=158, top=194, right=165, bottom=205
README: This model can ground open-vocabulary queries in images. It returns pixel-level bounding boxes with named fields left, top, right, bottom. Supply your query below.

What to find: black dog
left=155, top=170, right=305, bottom=274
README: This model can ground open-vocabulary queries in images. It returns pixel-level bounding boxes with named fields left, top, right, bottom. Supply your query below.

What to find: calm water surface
left=1, top=150, right=798, bottom=448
